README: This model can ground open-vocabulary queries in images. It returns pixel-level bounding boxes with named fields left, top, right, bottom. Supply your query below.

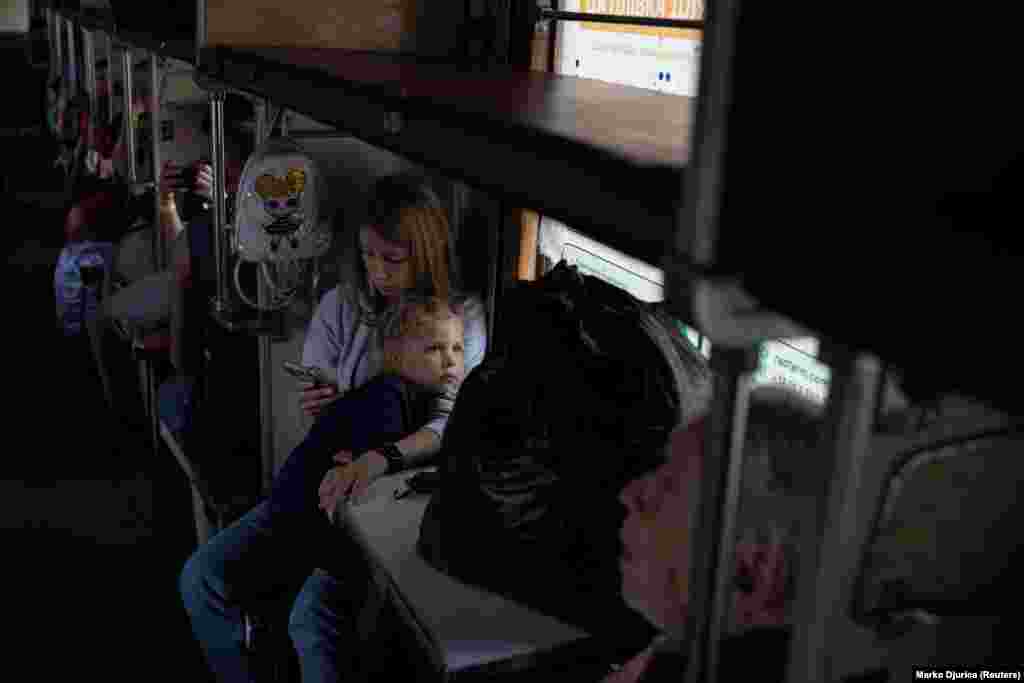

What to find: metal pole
left=151, top=55, right=164, bottom=270
left=684, top=0, right=739, bottom=265
left=121, top=47, right=137, bottom=182
left=684, top=348, right=754, bottom=683
left=546, top=0, right=559, bottom=74
left=81, top=28, right=97, bottom=117
left=661, top=0, right=737, bottom=328
left=47, top=9, right=58, bottom=81
left=195, top=0, right=207, bottom=67
left=785, top=352, right=881, bottom=683
left=286, top=131, right=354, bottom=140
left=253, top=100, right=276, bottom=496
left=210, top=89, right=233, bottom=315
left=45, top=9, right=51, bottom=76
left=105, top=32, right=114, bottom=124
left=104, top=32, right=114, bottom=123
left=65, top=16, right=77, bottom=95
left=540, top=9, right=703, bottom=30
left=486, top=204, right=501, bottom=344
left=257, top=102, right=271, bottom=147
left=57, top=12, right=65, bottom=83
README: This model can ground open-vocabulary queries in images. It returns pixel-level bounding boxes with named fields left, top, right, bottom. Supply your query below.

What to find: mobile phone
left=282, top=361, right=336, bottom=387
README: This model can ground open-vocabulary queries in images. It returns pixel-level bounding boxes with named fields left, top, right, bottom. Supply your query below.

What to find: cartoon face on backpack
left=254, top=169, right=307, bottom=237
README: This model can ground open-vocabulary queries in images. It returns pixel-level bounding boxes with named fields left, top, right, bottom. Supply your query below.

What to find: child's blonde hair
left=379, top=294, right=465, bottom=375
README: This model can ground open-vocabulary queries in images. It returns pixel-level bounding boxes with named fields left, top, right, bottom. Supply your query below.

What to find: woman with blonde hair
left=180, top=175, right=487, bottom=683
left=300, top=174, right=486, bottom=457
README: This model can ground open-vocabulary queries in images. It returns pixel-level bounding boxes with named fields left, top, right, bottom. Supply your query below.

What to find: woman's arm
left=302, top=287, right=343, bottom=375
left=393, top=428, right=442, bottom=466
left=299, top=288, right=345, bottom=418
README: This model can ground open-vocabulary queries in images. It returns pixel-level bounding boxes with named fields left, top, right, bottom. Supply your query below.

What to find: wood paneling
left=207, top=0, right=419, bottom=52
left=517, top=210, right=540, bottom=281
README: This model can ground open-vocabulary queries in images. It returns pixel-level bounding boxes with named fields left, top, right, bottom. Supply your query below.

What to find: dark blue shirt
left=268, top=374, right=422, bottom=524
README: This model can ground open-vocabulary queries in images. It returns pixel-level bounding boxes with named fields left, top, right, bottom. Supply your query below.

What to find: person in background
left=610, top=384, right=823, bottom=682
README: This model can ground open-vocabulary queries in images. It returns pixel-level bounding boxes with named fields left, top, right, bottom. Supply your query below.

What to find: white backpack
left=233, top=137, right=330, bottom=263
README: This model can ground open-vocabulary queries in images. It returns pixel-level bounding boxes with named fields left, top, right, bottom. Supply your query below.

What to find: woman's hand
left=159, top=161, right=187, bottom=199
left=299, top=382, right=340, bottom=418
left=193, top=163, right=214, bottom=201
left=317, top=450, right=389, bottom=518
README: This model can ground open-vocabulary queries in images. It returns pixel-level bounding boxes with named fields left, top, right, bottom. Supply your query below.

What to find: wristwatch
left=376, top=443, right=405, bottom=475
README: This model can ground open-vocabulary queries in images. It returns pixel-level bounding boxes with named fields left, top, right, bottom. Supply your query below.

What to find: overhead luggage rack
left=199, top=46, right=692, bottom=268
left=40, top=1, right=196, bottom=64
left=110, top=28, right=193, bottom=64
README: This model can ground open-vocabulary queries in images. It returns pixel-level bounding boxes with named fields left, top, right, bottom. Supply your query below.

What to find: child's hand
left=317, top=450, right=389, bottom=518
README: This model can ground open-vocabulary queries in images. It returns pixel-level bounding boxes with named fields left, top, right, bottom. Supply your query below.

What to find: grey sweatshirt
left=301, top=285, right=488, bottom=439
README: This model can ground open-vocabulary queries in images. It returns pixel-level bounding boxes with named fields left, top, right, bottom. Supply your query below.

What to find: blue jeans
left=180, top=501, right=369, bottom=683
left=180, top=376, right=412, bottom=682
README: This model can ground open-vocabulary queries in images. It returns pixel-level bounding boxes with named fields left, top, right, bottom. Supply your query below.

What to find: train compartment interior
left=11, top=1, right=1021, bottom=681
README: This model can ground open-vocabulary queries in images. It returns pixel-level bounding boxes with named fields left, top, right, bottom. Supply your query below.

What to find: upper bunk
left=199, top=46, right=691, bottom=269
left=44, top=1, right=694, bottom=268
left=46, top=0, right=1020, bottom=415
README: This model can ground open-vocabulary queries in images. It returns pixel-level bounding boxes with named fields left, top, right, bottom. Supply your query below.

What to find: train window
left=537, top=215, right=712, bottom=354
left=546, top=10, right=835, bottom=400
left=555, top=0, right=704, bottom=95
left=539, top=216, right=664, bottom=301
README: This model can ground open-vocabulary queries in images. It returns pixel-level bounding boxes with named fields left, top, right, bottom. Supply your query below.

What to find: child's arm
left=272, top=375, right=407, bottom=520
left=318, top=429, right=439, bottom=513
left=328, top=410, right=443, bottom=472
left=392, top=428, right=442, bottom=466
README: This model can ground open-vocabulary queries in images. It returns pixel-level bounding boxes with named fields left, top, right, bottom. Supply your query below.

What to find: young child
left=268, top=294, right=466, bottom=525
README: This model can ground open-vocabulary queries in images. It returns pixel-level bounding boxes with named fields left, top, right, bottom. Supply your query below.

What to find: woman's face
left=360, top=226, right=414, bottom=302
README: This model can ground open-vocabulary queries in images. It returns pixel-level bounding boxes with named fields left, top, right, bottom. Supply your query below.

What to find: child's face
left=397, top=317, right=465, bottom=392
